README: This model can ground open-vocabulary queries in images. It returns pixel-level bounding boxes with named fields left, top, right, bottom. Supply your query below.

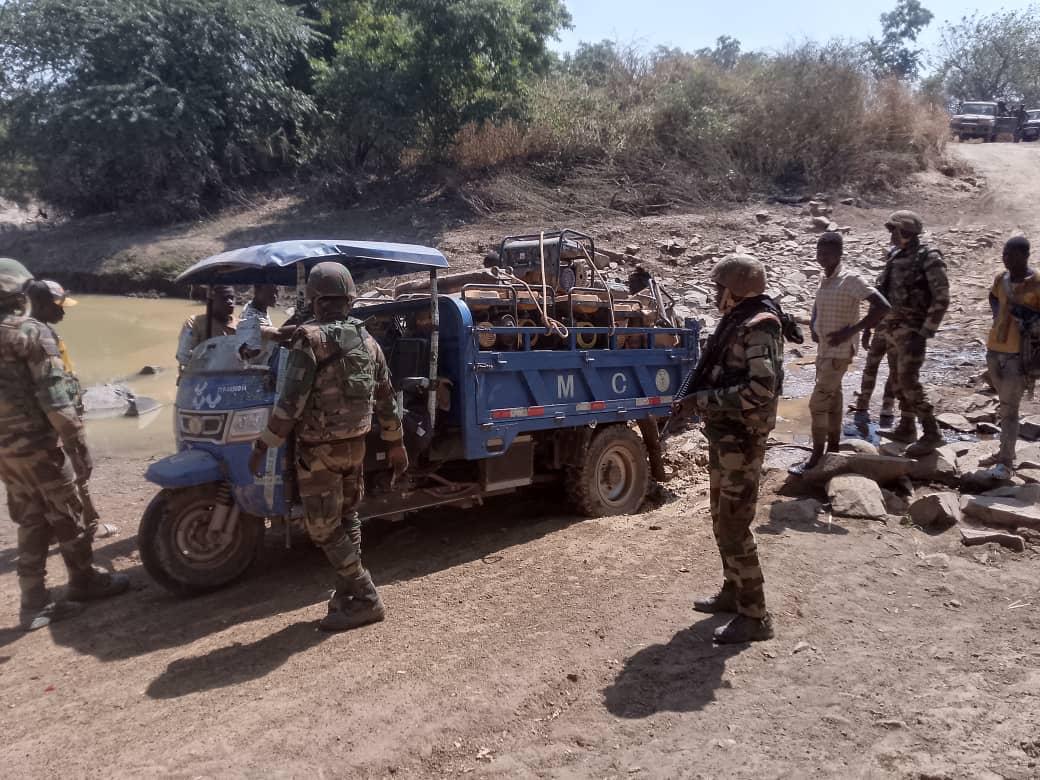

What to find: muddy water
left=58, top=295, right=195, bottom=458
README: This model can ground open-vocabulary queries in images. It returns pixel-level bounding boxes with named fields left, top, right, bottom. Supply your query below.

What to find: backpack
left=1005, top=274, right=1040, bottom=379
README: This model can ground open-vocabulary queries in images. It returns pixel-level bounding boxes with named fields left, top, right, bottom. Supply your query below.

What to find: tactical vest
left=0, top=314, right=52, bottom=444
left=296, top=319, right=378, bottom=444
left=880, top=246, right=937, bottom=314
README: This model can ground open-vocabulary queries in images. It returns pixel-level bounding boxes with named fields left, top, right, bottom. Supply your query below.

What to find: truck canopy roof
left=176, top=240, right=449, bottom=286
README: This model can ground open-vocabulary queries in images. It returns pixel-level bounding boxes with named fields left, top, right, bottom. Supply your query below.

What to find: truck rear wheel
left=139, top=486, right=263, bottom=596
left=566, top=425, right=648, bottom=517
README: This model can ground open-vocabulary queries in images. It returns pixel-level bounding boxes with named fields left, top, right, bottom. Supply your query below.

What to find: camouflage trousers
left=705, top=424, right=769, bottom=619
left=0, top=444, right=95, bottom=607
left=296, top=438, right=367, bottom=580
left=881, top=324, right=934, bottom=420
left=856, top=331, right=901, bottom=417
left=809, top=356, right=852, bottom=444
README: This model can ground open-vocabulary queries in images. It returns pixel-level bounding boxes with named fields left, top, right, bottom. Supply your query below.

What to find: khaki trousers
left=810, top=356, right=853, bottom=443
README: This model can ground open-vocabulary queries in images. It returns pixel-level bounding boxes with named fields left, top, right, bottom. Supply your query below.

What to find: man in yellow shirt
left=985, top=236, right=1040, bottom=476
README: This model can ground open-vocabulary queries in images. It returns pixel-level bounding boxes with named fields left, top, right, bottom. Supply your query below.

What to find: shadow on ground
left=145, top=621, right=329, bottom=699
left=757, top=499, right=849, bottom=536
left=603, top=616, right=744, bottom=717
left=34, top=491, right=582, bottom=663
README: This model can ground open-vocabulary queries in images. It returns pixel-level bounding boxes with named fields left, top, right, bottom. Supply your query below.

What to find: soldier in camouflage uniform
left=874, top=211, right=950, bottom=457
left=853, top=326, right=899, bottom=428
left=250, top=262, right=407, bottom=631
left=672, top=255, right=782, bottom=644
left=0, top=260, right=129, bottom=631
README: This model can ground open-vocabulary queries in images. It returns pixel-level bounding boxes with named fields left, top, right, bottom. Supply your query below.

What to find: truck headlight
left=226, top=408, right=270, bottom=443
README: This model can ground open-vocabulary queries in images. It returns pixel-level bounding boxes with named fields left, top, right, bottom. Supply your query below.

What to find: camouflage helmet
left=0, top=257, right=32, bottom=297
left=306, top=262, right=356, bottom=301
left=711, top=254, right=766, bottom=298
left=884, top=210, right=923, bottom=236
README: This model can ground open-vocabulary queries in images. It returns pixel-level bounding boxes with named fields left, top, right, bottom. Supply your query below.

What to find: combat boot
left=880, top=417, right=917, bottom=443
left=905, top=415, right=944, bottom=458
left=693, top=581, right=738, bottom=614
left=66, top=566, right=130, bottom=602
left=879, top=399, right=896, bottom=428
left=319, top=570, right=386, bottom=632
left=19, top=582, right=84, bottom=632
left=713, top=613, right=774, bottom=644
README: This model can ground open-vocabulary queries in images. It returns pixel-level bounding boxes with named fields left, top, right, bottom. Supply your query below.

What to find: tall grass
left=449, top=42, right=948, bottom=195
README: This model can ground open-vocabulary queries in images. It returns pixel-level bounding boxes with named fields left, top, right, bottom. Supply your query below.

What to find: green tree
left=695, top=36, right=742, bottom=70
left=865, top=0, right=933, bottom=80
left=314, top=0, right=570, bottom=166
left=935, top=7, right=1040, bottom=104
left=0, top=0, right=315, bottom=219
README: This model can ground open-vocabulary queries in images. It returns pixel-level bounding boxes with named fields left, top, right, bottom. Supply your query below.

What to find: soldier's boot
left=18, top=579, right=84, bottom=632
left=880, top=417, right=918, bottom=443
left=879, top=398, right=896, bottom=428
left=61, top=538, right=130, bottom=602
left=713, top=613, right=775, bottom=644
left=905, top=415, right=944, bottom=458
left=319, top=570, right=386, bottom=632
left=67, top=566, right=130, bottom=602
left=693, top=581, right=738, bottom=614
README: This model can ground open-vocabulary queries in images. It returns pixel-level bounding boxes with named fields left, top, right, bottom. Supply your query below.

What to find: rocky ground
left=2, top=142, right=1040, bottom=778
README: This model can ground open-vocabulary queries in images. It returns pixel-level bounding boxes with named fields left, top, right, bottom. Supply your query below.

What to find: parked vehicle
left=949, top=101, right=1018, bottom=142
left=1020, top=109, right=1040, bottom=142
left=140, top=237, right=700, bottom=594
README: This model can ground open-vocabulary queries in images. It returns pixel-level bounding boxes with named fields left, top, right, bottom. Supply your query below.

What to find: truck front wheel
left=566, top=425, right=649, bottom=517
left=139, top=486, right=263, bottom=596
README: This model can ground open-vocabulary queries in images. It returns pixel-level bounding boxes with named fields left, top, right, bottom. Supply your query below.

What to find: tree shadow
left=145, top=621, right=328, bottom=699
left=603, top=616, right=746, bottom=718
left=42, top=492, right=584, bottom=662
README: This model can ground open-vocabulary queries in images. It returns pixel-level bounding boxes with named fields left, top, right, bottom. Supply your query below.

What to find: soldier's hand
left=861, top=329, right=872, bottom=350
left=249, top=443, right=267, bottom=477
left=388, top=443, right=409, bottom=486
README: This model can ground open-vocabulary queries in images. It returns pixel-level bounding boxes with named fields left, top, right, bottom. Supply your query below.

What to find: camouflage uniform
left=256, top=308, right=402, bottom=628
left=855, top=328, right=899, bottom=419
left=875, top=242, right=950, bottom=427
left=0, top=303, right=125, bottom=627
left=683, top=306, right=783, bottom=619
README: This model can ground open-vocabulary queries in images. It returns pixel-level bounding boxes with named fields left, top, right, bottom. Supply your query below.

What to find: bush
left=452, top=40, right=948, bottom=196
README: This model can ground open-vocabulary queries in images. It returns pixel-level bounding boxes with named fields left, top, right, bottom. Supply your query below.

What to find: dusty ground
left=2, top=143, right=1040, bottom=778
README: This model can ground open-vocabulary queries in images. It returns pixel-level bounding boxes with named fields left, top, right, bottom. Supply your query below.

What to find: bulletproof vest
left=880, top=246, right=936, bottom=313
left=296, top=319, right=378, bottom=444
left=0, top=314, right=50, bottom=442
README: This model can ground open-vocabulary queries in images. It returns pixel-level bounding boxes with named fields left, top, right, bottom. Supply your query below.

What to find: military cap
left=0, top=257, right=32, bottom=297
left=884, top=211, right=923, bottom=235
left=711, top=254, right=767, bottom=298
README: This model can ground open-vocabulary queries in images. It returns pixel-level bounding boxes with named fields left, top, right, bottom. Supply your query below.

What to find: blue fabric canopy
left=176, top=240, right=449, bottom=286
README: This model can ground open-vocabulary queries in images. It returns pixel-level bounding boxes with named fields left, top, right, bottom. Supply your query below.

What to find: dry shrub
left=860, top=78, right=949, bottom=177
left=447, top=41, right=950, bottom=197
left=450, top=120, right=544, bottom=170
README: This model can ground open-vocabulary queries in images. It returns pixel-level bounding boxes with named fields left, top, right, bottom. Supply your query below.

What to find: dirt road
left=3, top=145, right=1040, bottom=779
left=948, top=141, right=1040, bottom=232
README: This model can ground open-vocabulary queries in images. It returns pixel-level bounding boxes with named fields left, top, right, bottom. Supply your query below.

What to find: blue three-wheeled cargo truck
left=140, top=234, right=700, bottom=594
